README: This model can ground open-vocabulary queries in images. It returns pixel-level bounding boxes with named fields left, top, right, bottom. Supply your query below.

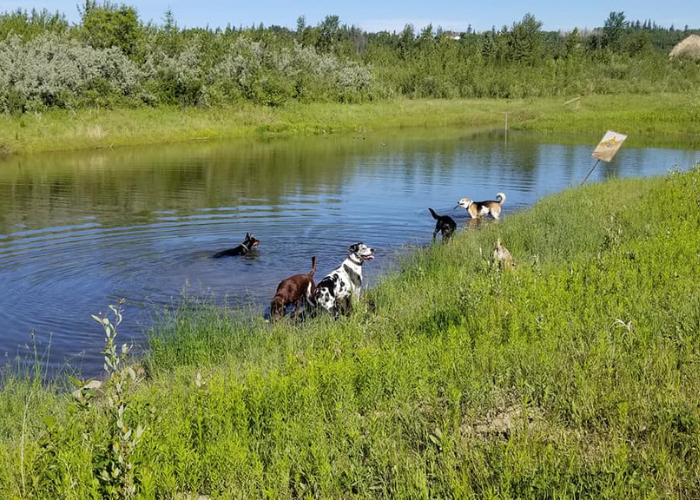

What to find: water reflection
left=0, top=129, right=698, bottom=376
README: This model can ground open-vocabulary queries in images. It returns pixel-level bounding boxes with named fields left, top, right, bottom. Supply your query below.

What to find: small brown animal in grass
left=493, top=238, right=515, bottom=269
left=270, top=256, right=317, bottom=321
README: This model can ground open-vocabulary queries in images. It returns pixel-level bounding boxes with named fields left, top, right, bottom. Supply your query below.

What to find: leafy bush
left=142, top=43, right=205, bottom=106
left=0, top=32, right=142, bottom=113
left=208, top=37, right=372, bottom=106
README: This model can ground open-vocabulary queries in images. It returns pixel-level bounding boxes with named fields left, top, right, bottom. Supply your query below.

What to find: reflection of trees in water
left=0, top=130, right=697, bottom=234
left=0, top=138, right=356, bottom=233
left=601, top=161, right=622, bottom=180
left=0, top=129, right=479, bottom=233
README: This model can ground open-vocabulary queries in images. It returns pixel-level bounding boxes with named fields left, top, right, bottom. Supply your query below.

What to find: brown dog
left=270, top=256, right=317, bottom=321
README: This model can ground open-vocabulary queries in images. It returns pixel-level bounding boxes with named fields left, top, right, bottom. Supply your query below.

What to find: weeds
left=89, top=300, right=145, bottom=498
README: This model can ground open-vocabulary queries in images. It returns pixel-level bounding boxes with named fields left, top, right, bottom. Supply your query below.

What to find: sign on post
left=592, top=130, right=628, bottom=162
left=580, top=130, right=628, bottom=186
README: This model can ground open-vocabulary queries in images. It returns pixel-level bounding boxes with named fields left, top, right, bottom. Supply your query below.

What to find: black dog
left=212, top=232, right=259, bottom=258
left=429, top=208, right=457, bottom=242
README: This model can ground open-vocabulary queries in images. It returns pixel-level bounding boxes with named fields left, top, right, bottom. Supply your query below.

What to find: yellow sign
left=592, top=130, right=628, bottom=162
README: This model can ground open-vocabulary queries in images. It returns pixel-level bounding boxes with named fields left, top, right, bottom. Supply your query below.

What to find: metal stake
left=580, top=159, right=601, bottom=186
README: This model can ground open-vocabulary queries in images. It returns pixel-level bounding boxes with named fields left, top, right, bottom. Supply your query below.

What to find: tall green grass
left=2, top=166, right=700, bottom=497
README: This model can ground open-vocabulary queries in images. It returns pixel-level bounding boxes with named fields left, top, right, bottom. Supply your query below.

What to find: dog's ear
left=348, top=243, right=359, bottom=253
left=245, top=232, right=250, bottom=239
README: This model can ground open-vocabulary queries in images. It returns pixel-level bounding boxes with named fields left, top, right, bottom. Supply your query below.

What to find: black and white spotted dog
left=314, top=243, right=375, bottom=319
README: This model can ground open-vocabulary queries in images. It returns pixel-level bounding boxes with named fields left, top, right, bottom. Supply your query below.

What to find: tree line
left=0, top=3, right=698, bottom=114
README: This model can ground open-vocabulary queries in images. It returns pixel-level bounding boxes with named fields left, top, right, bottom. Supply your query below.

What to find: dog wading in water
left=212, top=232, right=260, bottom=258
left=314, top=243, right=375, bottom=320
left=270, top=256, right=317, bottom=321
left=455, top=192, right=506, bottom=220
left=428, top=208, right=457, bottom=242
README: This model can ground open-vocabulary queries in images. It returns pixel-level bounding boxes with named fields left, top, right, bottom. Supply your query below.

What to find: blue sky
left=1, top=0, right=698, bottom=33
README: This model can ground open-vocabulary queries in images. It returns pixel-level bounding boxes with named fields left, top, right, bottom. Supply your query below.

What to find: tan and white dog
left=455, top=192, right=506, bottom=219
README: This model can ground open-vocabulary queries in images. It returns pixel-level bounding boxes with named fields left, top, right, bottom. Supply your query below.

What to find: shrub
left=0, top=32, right=142, bottom=113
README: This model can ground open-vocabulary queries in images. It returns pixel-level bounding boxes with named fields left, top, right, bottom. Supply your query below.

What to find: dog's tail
left=495, top=193, right=506, bottom=205
left=308, top=256, right=317, bottom=277
left=429, top=207, right=440, bottom=220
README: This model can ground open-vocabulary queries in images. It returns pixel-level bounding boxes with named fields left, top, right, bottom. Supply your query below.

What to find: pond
left=0, top=128, right=698, bottom=377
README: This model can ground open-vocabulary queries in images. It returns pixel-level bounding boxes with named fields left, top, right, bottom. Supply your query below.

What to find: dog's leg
left=339, top=296, right=353, bottom=316
left=304, top=282, right=316, bottom=309
left=352, top=285, right=362, bottom=304
left=304, top=294, right=315, bottom=311
left=334, top=300, right=342, bottom=317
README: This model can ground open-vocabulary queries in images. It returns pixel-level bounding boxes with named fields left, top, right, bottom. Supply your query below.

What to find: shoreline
left=1, top=93, right=699, bottom=156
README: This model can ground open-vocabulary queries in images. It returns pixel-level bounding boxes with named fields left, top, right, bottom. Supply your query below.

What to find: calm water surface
left=0, top=129, right=698, bottom=376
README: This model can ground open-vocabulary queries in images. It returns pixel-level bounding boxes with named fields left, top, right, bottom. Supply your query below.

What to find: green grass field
left=1, top=92, right=699, bottom=155
left=1, top=162, right=699, bottom=498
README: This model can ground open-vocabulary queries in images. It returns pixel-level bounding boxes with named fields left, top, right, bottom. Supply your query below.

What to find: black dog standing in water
left=212, top=232, right=260, bottom=258
left=428, top=208, right=457, bottom=242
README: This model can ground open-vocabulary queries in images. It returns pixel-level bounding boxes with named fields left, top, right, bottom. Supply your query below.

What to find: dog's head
left=455, top=198, right=473, bottom=210
left=270, top=296, right=286, bottom=320
left=243, top=232, right=260, bottom=249
left=348, top=242, right=375, bottom=261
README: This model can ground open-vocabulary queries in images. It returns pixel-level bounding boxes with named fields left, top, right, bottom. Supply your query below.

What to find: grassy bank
left=1, top=92, right=700, bottom=156
left=1, top=164, right=700, bottom=497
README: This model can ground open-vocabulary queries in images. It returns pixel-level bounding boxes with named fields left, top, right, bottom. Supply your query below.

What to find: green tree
left=79, top=0, right=142, bottom=57
left=154, top=8, right=183, bottom=56
left=316, top=14, right=339, bottom=53
left=398, top=24, right=415, bottom=60
left=418, top=24, right=434, bottom=46
left=625, top=29, right=652, bottom=56
left=562, top=27, right=581, bottom=60
left=508, top=13, right=543, bottom=65
left=602, top=11, right=626, bottom=52
left=0, top=8, right=68, bottom=40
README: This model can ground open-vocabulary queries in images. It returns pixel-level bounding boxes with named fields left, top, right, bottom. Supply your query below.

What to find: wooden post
left=563, top=96, right=581, bottom=105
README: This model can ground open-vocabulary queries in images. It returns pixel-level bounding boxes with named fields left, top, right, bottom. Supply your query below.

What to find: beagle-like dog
left=455, top=192, right=506, bottom=220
